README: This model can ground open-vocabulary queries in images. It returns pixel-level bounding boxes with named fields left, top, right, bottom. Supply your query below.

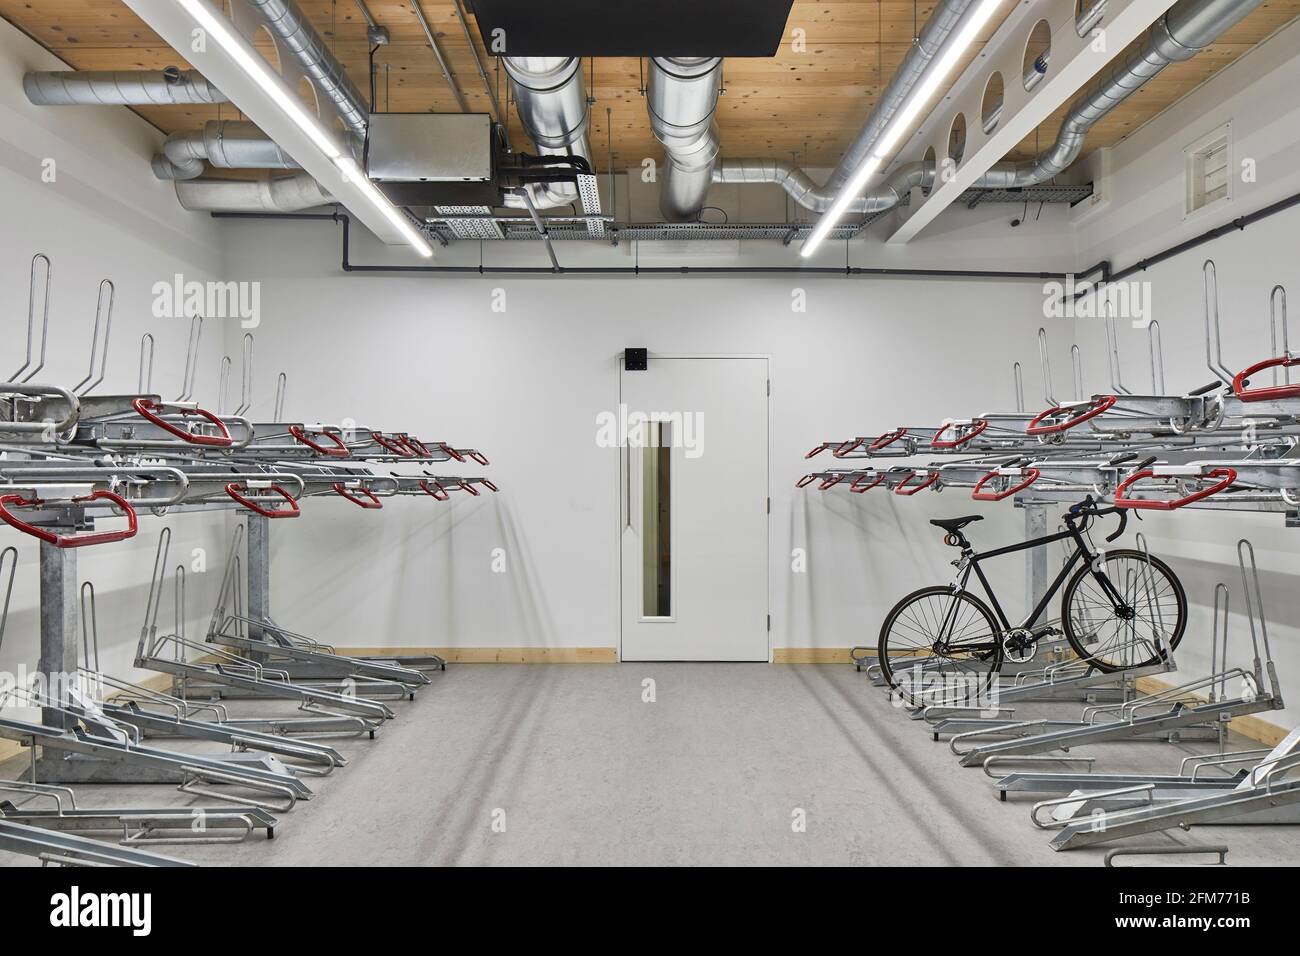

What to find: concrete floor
left=2, top=663, right=1298, bottom=866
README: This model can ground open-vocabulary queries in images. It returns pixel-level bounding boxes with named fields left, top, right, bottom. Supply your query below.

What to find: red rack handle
left=833, top=437, right=867, bottom=458
left=370, top=432, right=415, bottom=458
left=894, top=472, right=938, bottom=496
left=132, top=398, right=233, bottom=447
left=795, top=474, right=817, bottom=488
left=467, top=450, right=490, bottom=466
left=1232, top=355, right=1300, bottom=402
left=1113, top=467, right=1238, bottom=511
left=289, top=425, right=350, bottom=458
left=869, top=427, right=908, bottom=451
left=1026, top=395, right=1117, bottom=436
left=333, top=483, right=383, bottom=510
left=972, top=468, right=1040, bottom=502
left=439, top=442, right=467, bottom=463
left=225, top=483, right=300, bottom=518
left=0, top=490, right=138, bottom=549
left=932, top=419, right=989, bottom=449
left=459, top=480, right=480, bottom=497
left=419, top=479, right=450, bottom=501
left=849, top=473, right=886, bottom=494
left=481, top=479, right=499, bottom=493
left=393, top=434, right=429, bottom=457
left=818, top=473, right=846, bottom=490
left=805, top=443, right=830, bottom=459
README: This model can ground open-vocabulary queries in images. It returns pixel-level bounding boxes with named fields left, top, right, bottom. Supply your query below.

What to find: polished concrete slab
left=1, top=663, right=1297, bottom=866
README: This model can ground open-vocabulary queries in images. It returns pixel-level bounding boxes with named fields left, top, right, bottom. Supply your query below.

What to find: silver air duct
left=153, top=121, right=301, bottom=181
left=974, top=0, right=1265, bottom=187
left=501, top=57, right=593, bottom=209
left=23, top=68, right=226, bottom=106
left=824, top=0, right=977, bottom=193
left=647, top=57, right=723, bottom=222
left=714, top=158, right=931, bottom=214
left=172, top=172, right=331, bottom=213
left=246, top=0, right=369, bottom=136
left=719, top=0, right=1263, bottom=214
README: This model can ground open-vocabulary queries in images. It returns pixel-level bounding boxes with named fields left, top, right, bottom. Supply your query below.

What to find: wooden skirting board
left=772, top=648, right=854, bottom=664
left=1136, top=676, right=1292, bottom=748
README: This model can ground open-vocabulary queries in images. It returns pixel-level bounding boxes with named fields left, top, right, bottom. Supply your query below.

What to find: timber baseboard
left=1136, top=675, right=1290, bottom=747
left=334, top=646, right=617, bottom=664
left=772, top=648, right=853, bottom=664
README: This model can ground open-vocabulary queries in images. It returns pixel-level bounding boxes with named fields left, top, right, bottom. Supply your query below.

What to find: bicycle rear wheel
left=1061, top=549, right=1186, bottom=671
left=877, top=586, right=1003, bottom=707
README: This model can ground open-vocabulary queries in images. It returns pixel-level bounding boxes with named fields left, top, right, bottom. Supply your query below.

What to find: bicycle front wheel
left=877, top=586, right=1003, bottom=707
left=1061, top=549, right=1186, bottom=671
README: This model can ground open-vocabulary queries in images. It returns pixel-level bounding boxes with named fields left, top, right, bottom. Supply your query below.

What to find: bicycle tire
left=1061, top=549, right=1187, bottom=672
left=877, top=586, right=1003, bottom=707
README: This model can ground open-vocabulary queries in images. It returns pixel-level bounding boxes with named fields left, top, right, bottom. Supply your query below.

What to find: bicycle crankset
left=1001, top=625, right=1060, bottom=664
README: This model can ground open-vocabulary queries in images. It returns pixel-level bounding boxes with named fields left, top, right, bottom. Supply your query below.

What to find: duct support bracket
left=885, top=0, right=1179, bottom=243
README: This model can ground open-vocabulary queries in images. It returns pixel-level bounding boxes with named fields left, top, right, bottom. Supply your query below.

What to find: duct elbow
left=152, top=154, right=205, bottom=181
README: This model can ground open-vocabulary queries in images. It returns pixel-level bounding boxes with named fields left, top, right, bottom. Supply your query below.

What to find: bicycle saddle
left=929, top=515, right=984, bottom=534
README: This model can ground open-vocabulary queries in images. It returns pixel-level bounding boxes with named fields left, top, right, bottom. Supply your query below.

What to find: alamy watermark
left=595, top=404, right=705, bottom=459
left=1043, top=274, right=1152, bottom=329
left=151, top=273, right=261, bottom=328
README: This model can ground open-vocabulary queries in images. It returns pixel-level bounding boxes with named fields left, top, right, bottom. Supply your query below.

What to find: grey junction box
left=366, top=113, right=494, bottom=183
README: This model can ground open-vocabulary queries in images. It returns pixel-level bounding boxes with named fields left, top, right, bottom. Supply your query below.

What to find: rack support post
left=246, top=513, right=271, bottom=644
left=38, top=540, right=78, bottom=730
left=1025, top=504, right=1048, bottom=608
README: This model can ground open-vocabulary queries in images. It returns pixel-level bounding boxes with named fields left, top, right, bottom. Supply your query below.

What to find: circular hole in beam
left=1023, top=19, right=1051, bottom=92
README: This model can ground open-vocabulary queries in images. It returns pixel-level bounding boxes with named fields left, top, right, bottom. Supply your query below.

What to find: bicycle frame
left=943, top=518, right=1127, bottom=644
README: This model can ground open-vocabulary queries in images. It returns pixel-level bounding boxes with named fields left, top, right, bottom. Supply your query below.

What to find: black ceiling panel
left=470, top=0, right=796, bottom=57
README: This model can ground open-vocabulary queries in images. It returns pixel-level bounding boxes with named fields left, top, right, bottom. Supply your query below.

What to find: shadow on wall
left=789, top=490, right=956, bottom=653
left=490, top=495, right=560, bottom=650
left=261, top=493, right=563, bottom=652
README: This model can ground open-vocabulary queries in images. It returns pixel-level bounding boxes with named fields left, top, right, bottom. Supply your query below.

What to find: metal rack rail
left=0, top=251, right=503, bottom=864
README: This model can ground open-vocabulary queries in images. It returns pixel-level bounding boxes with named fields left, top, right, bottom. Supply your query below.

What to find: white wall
left=1068, top=17, right=1300, bottom=729
left=0, top=19, right=230, bottom=695
left=219, top=215, right=1071, bottom=658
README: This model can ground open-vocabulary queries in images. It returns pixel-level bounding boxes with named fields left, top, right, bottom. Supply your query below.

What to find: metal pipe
left=153, top=121, right=301, bottom=180
left=974, top=0, right=1266, bottom=188
left=23, top=68, right=226, bottom=106
left=824, top=0, right=978, bottom=192
left=450, top=0, right=508, bottom=146
left=502, top=57, right=593, bottom=210
left=720, top=0, right=1263, bottom=212
left=647, top=57, right=723, bottom=221
left=246, top=0, right=369, bottom=136
left=410, top=0, right=469, bottom=113
left=714, top=158, right=932, bottom=214
left=174, top=172, right=332, bottom=212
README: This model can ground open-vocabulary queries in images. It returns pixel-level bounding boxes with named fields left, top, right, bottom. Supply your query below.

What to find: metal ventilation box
left=366, top=113, right=498, bottom=206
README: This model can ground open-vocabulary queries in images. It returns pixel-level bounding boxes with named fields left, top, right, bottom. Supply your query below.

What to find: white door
left=620, top=356, right=769, bottom=661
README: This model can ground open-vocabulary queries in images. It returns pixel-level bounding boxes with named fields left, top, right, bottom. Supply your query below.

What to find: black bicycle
left=876, top=496, right=1187, bottom=705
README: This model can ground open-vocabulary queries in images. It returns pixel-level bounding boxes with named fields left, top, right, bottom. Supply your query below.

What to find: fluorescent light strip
left=801, top=0, right=1005, bottom=258
left=177, top=0, right=339, bottom=158
left=335, top=157, right=434, bottom=255
left=177, top=0, right=433, bottom=258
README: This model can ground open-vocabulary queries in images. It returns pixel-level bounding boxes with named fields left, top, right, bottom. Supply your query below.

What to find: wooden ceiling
left=3, top=1, right=1299, bottom=174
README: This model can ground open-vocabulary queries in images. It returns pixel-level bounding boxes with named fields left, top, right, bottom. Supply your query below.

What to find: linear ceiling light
left=176, top=0, right=433, bottom=257
left=801, top=0, right=1005, bottom=258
